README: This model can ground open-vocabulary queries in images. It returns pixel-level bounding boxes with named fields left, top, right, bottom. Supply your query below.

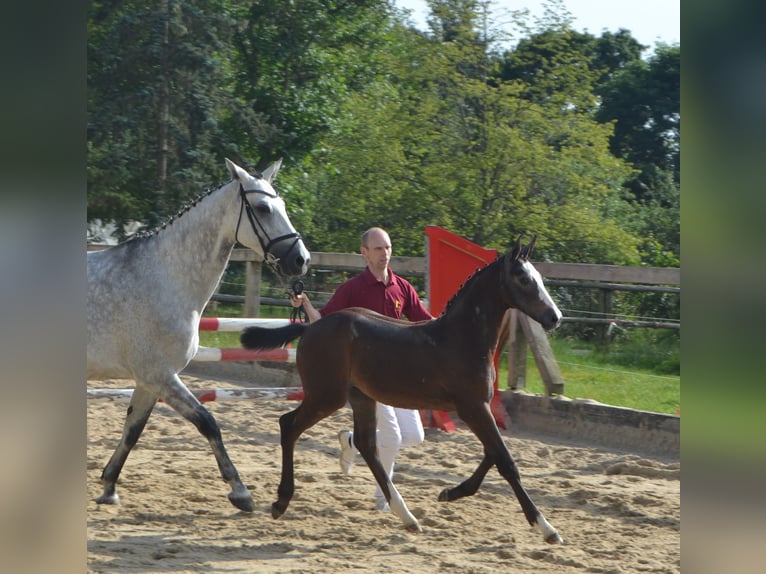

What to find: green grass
left=200, top=304, right=680, bottom=416
left=497, top=336, right=680, bottom=415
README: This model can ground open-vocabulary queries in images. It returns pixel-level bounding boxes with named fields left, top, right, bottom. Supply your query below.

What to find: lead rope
left=289, top=279, right=308, bottom=323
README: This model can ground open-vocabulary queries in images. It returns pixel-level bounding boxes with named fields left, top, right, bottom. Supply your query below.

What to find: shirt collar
left=361, top=266, right=395, bottom=286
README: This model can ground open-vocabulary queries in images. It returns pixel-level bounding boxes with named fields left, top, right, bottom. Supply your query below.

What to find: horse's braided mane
left=125, top=167, right=269, bottom=243
left=125, top=180, right=230, bottom=243
left=441, top=256, right=503, bottom=316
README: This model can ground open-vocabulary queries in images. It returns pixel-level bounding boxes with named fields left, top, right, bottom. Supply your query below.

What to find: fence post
left=244, top=260, right=262, bottom=317
left=598, top=287, right=612, bottom=347
left=507, top=310, right=528, bottom=390
left=519, top=314, right=565, bottom=395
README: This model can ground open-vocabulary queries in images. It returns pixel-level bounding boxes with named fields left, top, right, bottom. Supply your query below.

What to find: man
left=290, top=227, right=432, bottom=511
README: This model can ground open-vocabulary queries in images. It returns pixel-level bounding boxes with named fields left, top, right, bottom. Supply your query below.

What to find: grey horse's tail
left=240, top=323, right=308, bottom=350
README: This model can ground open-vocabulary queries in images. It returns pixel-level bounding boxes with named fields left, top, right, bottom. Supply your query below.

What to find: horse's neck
left=442, top=262, right=508, bottom=349
left=144, top=181, right=247, bottom=310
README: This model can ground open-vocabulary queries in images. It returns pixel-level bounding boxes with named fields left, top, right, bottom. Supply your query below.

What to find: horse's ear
left=225, top=158, right=246, bottom=181
left=262, top=158, right=283, bottom=183
left=509, top=235, right=523, bottom=261
left=524, top=234, right=537, bottom=260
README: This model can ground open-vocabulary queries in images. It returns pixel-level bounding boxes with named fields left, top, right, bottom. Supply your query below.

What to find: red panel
left=425, top=226, right=497, bottom=316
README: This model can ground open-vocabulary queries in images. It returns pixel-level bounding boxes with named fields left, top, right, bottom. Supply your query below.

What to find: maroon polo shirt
left=320, top=267, right=432, bottom=321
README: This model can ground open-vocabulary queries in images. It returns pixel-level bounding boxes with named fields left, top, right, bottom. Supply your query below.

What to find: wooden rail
left=229, top=248, right=680, bottom=284
left=88, top=245, right=680, bottom=320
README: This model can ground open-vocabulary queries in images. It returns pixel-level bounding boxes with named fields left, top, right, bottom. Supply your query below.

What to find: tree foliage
left=88, top=0, right=240, bottom=236
left=87, top=0, right=679, bottom=272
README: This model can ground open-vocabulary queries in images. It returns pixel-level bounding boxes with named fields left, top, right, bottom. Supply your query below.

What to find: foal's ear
left=509, top=235, right=523, bottom=261
left=522, top=234, right=537, bottom=260
left=261, top=158, right=283, bottom=183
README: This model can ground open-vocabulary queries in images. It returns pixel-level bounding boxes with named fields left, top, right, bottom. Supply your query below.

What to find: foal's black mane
left=441, top=255, right=503, bottom=317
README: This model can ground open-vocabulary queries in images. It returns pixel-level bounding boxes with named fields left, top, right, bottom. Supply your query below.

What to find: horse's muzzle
left=281, top=241, right=311, bottom=276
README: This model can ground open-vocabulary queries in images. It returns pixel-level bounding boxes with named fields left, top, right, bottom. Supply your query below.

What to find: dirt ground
left=87, top=376, right=680, bottom=573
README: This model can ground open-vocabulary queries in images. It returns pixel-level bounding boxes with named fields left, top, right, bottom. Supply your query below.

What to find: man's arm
left=289, top=293, right=322, bottom=323
left=290, top=279, right=355, bottom=323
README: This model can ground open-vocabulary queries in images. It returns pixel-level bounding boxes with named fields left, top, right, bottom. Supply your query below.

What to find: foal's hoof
left=545, top=531, right=564, bottom=545
left=271, top=501, right=286, bottom=519
left=404, top=521, right=423, bottom=533
left=228, top=491, right=255, bottom=512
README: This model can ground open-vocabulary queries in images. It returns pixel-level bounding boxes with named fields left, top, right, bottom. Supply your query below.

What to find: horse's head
left=502, top=235, right=562, bottom=331
left=226, top=158, right=310, bottom=276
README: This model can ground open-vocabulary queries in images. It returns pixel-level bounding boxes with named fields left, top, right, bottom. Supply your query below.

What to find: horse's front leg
left=349, top=388, right=421, bottom=532
left=160, top=375, right=253, bottom=512
left=96, top=384, right=157, bottom=505
left=457, top=401, right=563, bottom=545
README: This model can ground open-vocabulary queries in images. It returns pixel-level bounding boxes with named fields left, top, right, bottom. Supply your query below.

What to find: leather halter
left=234, top=180, right=303, bottom=268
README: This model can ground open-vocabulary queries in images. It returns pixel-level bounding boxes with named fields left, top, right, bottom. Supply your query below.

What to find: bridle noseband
left=234, top=180, right=303, bottom=270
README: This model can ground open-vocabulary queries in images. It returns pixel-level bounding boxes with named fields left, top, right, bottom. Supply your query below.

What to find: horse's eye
left=519, top=275, right=531, bottom=286
left=255, top=202, right=272, bottom=215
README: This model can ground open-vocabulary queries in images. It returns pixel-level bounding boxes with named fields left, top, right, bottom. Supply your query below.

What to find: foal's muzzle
left=540, top=309, right=562, bottom=331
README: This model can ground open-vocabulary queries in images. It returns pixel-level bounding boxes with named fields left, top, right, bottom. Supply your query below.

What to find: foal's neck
left=443, top=260, right=509, bottom=349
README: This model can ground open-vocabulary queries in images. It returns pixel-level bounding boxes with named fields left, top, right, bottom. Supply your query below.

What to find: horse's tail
left=240, top=323, right=308, bottom=350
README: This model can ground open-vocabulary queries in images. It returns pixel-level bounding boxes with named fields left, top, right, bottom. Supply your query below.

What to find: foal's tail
left=240, top=323, right=308, bottom=350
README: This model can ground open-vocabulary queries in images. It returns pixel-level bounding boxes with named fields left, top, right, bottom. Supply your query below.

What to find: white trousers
left=372, top=403, right=424, bottom=504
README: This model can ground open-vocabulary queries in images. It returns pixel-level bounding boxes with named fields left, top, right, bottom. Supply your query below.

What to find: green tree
left=297, top=0, right=641, bottom=265
left=229, top=0, right=391, bottom=164
left=88, top=0, right=239, bottom=236
left=496, top=16, right=679, bottom=265
left=596, top=44, right=680, bottom=263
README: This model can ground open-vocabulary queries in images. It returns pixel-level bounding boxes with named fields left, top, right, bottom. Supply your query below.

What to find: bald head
left=360, top=227, right=392, bottom=281
left=361, top=227, right=390, bottom=249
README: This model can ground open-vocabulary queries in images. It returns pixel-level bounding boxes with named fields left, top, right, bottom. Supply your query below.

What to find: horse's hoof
left=228, top=491, right=255, bottom=512
left=437, top=488, right=450, bottom=502
left=271, top=501, right=285, bottom=519
left=545, top=532, right=564, bottom=545
left=95, top=493, right=119, bottom=505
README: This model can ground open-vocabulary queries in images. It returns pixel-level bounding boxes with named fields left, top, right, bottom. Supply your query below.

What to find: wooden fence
left=88, top=244, right=679, bottom=396
left=87, top=244, right=680, bottom=325
left=223, top=249, right=680, bottom=326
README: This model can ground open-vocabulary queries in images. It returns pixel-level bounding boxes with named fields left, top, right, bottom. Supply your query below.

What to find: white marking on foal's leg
left=387, top=484, right=421, bottom=532
left=536, top=513, right=564, bottom=544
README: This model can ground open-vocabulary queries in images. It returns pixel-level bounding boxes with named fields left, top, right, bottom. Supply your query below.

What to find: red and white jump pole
left=193, top=317, right=296, bottom=363
left=88, top=317, right=305, bottom=403
left=87, top=387, right=305, bottom=402
left=198, top=317, right=291, bottom=331
left=193, top=346, right=296, bottom=363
